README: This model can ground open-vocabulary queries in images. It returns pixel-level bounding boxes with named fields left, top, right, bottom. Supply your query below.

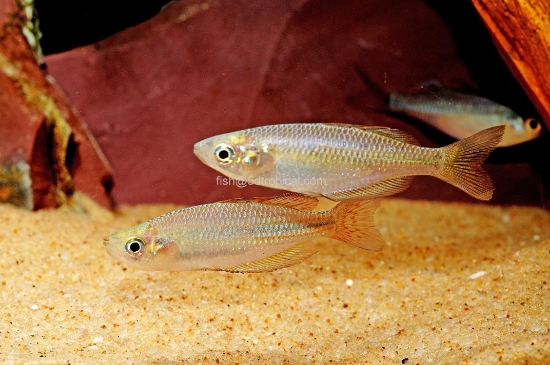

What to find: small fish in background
left=103, top=193, right=384, bottom=272
left=194, top=123, right=504, bottom=201
left=388, top=83, right=542, bottom=147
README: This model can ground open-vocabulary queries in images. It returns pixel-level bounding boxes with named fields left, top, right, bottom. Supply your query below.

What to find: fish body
left=103, top=194, right=383, bottom=272
left=389, top=89, right=541, bottom=147
left=194, top=123, right=504, bottom=201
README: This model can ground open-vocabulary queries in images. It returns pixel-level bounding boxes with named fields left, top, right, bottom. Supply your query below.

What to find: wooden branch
left=472, top=0, right=550, bottom=128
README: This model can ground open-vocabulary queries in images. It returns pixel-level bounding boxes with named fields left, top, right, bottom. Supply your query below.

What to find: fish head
left=522, top=117, right=542, bottom=137
left=194, top=130, right=275, bottom=180
left=103, top=223, right=179, bottom=271
left=502, top=115, right=542, bottom=146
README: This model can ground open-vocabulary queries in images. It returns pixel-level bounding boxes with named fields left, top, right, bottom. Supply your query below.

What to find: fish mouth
left=192, top=141, right=200, bottom=153
left=102, top=237, right=118, bottom=259
left=193, top=142, right=208, bottom=163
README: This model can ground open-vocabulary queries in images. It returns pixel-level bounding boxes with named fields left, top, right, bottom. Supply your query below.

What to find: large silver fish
left=103, top=194, right=383, bottom=272
left=194, top=123, right=504, bottom=201
left=389, top=87, right=541, bottom=147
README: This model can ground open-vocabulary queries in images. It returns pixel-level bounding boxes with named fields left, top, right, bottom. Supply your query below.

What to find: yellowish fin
left=251, top=192, right=319, bottom=211
left=324, top=177, right=413, bottom=200
left=224, top=242, right=317, bottom=273
left=438, top=125, right=504, bottom=200
left=326, top=123, right=420, bottom=145
left=331, top=198, right=384, bottom=251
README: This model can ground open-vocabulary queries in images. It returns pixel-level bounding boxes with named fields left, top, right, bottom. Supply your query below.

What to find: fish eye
left=214, top=144, right=235, bottom=164
left=125, top=238, right=145, bottom=256
left=526, top=118, right=540, bottom=131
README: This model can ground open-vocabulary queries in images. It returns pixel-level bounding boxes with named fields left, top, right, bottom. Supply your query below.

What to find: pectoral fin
left=223, top=242, right=317, bottom=273
left=324, top=177, right=413, bottom=200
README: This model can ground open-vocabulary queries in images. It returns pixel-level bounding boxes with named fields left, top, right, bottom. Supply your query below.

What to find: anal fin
left=257, top=193, right=318, bottom=211
left=324, top=177, right=413, bottom=201
left=223, top=242, right=317, bottom=273
left=218, top=193, right=318, bottom=211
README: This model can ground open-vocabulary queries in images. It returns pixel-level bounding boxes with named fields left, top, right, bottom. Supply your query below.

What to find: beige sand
left=1, top=195, right=549, bottom=364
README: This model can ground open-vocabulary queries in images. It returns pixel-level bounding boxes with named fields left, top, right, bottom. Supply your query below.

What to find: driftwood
left=472, top=0, right=550, bottom=127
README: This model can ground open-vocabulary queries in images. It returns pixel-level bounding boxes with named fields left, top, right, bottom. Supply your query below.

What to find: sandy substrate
left=1, top=194, right=549, bottom=364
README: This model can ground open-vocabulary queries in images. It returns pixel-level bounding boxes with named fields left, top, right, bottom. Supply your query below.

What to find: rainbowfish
left=389, top=87, right=541, bottom=147
left=103, top=194, right=383, bottom=272
left=194, top=123, right=504, bottom=201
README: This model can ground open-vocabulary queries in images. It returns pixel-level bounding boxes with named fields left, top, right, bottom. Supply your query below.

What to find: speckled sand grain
left=1, top=195, right=549, bottom=364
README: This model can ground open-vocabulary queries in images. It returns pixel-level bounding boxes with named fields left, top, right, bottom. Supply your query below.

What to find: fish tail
left=331, top=199, right=385, bottom=251
left=438, top=125, right=504, bottom=200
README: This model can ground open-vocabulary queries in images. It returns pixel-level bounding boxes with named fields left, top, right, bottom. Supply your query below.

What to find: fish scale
left=164, top=203, right=328, bottom=248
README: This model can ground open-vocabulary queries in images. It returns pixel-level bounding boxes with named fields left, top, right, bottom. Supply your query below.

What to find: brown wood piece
left=472, top=0, right=550, bottom=128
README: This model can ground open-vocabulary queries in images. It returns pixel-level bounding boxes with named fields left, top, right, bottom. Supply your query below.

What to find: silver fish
left=194, top=123, right=504, bottom=201
left=389, top=87, right=541, bottom=147
left=103, top=194, right=383, bottom=272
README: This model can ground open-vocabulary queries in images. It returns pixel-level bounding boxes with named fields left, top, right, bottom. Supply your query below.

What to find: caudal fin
left=331, top=199, right=385, bottom=251
left=438, top=125, right=504, bottom=200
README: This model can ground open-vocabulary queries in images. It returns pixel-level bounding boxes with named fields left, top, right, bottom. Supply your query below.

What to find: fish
left=103, top=193, right=384, bottom=272
left=388, top=86, right=542, bottom=147
left=194, top=123, right=505, bottom=201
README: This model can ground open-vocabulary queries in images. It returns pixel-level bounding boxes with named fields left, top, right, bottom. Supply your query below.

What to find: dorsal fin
left=366, top=128, right=419, bottom=145
left=324, top=123, right=420, bottom=145
left=323, top=177, right=413, bottom=201
left=218, top=193, right=318, bottom=211
left=223, top=242, right=317, bottom=273
left=417, top=79, right=446, bottom=92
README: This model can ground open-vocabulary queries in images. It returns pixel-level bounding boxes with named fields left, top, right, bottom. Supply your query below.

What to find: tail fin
left=438, top=125, right=504, bottom=200
left=331, top=199, right=385, bottom=251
